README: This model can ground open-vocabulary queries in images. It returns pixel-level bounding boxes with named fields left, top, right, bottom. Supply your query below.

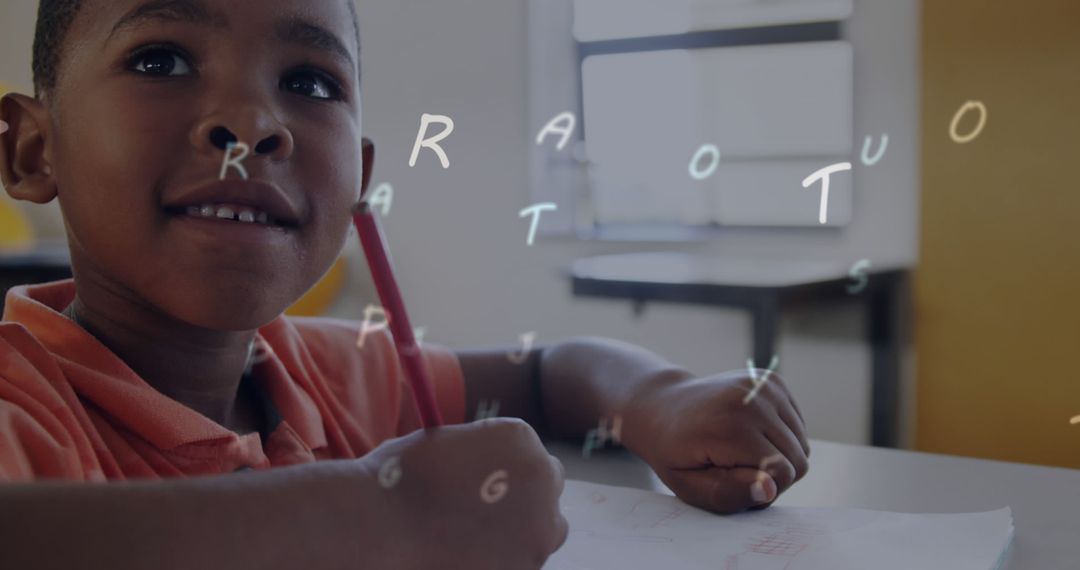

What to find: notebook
left=545, top=480, right=1014, bottom=570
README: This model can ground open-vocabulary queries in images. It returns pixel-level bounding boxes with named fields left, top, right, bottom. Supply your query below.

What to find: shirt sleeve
left=281, top=317, right=467, bottom=447
left=394, top=341, right=467, bottom=435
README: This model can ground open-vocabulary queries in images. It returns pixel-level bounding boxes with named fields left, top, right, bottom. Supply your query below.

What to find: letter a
left=802, top=162, right=852, bottom=225
left=363, top=183, right=395, bottom=217
left=409, top=113, right=455, bottom=169
left=536, top=112, right=577, bottom=151
left=519, top=203, right=558, bottom=246
left=356, top=305, right=391, bottom=349
left=219, top=141, right=250, bottom=180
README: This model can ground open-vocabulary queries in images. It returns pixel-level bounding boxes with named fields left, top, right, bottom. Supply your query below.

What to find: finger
left=543, top=457, right=570, bottom=562
left=663, top=465, right=778, bottom=515
left=777, top=403, right=811, bottom=460
left=549, top=512, right=570, bottom=556
left=750, top=433, right=797, bottom=495
left=549, top=454, right=566, bottom=497
left=769, top=387, right=810, bottom=458
left=768, top=373, right=807, bottom=427
left=751, top=374, right=808, bottom=458
left=763, top=421, right=808, bottom=488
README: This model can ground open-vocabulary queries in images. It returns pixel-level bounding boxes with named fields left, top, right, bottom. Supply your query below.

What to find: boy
left=0, top=0, right=808, bottom=568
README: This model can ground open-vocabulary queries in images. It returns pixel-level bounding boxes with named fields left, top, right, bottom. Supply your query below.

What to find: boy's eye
left=129, top=47, right=193, bottom=77
left=282, top=70, right=342, bottom=101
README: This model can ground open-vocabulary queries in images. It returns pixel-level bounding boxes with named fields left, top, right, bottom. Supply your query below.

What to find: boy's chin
left=156, top=289, right=294, bottom=332
left=187, top=312, right=283, bottom=332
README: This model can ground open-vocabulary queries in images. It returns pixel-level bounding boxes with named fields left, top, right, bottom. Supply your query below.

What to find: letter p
left=357, top=305, right=391, bottom=349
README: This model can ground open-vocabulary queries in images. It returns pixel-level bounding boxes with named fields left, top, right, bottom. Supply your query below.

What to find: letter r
left=409, top=114, right=455, bottom=169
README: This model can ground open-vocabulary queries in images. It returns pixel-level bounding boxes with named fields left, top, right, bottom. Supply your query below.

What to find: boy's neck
left=61, top=298, right=260, bottom=435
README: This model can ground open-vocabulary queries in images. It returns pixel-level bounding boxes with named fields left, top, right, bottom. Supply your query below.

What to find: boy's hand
left=362, top=418, right=568, bottom=570
left=621, top=369, right=810, bottom=515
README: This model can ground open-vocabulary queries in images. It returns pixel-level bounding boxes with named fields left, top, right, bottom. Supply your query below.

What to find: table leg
left=868, top=276, right=902, bottom=448
left=751, top=295, right=779, bottom=371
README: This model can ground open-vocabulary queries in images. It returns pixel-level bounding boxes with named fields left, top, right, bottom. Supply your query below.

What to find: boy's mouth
left=165, top=203, right=291, bottom=228
left=163, top=180, right=303, bottom=230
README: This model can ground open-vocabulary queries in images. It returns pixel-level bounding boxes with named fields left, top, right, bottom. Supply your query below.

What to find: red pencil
left=352, top=201, right=444, bottom=428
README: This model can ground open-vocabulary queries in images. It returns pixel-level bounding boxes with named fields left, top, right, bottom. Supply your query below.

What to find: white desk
left=548, top=439, right=1080, bottom=569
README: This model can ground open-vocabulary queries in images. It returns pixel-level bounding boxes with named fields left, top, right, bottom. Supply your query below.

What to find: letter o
left=689, top=144, right=721, bottom=180
left=949, top=101, right=988, bottom=144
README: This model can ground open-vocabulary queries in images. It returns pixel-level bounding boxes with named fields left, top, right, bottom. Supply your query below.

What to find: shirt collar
left=3, top=279, right=328, bottom=452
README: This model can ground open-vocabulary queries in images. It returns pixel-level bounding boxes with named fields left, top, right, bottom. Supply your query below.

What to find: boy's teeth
left=183, top=203, right=276, bottom=226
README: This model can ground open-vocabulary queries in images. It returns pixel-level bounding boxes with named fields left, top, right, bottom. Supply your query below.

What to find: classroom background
left=1, top=0, right=1078, bottom=469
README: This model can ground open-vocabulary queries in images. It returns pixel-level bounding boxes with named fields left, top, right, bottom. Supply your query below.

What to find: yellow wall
left=917, top=0, right=1080, bottom=467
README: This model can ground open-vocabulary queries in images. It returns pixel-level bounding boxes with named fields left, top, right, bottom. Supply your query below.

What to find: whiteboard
left=582, top=41, right=854, bottom=226
left=574, top=0, right=855, bottom=42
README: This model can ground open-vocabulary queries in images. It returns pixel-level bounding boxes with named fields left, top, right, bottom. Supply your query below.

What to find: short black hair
left=32, top=0, right=361, bottom=99
left=32, top=0, right=82, bottom=98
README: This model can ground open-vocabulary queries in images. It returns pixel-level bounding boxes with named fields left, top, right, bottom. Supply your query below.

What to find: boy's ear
left=359, top=137, right=375, bottom=200
left=0, top=93, right=57, bottom=205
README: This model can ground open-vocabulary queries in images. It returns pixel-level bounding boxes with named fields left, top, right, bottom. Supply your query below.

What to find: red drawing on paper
left=722, top=520, right=827, bottom=570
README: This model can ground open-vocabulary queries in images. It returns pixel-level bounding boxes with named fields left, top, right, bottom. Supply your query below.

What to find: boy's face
left=42, top=0, right=366, bottom=330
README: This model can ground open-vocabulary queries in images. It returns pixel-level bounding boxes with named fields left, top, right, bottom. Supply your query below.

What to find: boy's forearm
left=458, top=336, right=694, bottom=441
left=539, top=337, right=695, bottom=440
left=457, top=346, right=548, bottom=431
left=0, top=460, right=388, bottom=570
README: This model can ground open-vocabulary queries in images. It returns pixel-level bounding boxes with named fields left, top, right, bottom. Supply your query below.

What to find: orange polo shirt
left=0, top=280, right=466, bottom=482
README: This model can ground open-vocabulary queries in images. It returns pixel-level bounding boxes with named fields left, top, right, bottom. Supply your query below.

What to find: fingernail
left=751, top=476, right=776, bottom=504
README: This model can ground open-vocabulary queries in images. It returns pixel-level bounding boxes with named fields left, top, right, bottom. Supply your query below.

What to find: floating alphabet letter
left=409, top=113, right=455, bottom=169
left=519, top=203, right=557, bottom=246
left=474, top=399, right=501, bottom=422
left=861, top=134, right=889, bottom=166
left=802, top=162, right=852, bottom=225
left=536, top=112, right=577, bottom=151
left=480, top=470, right=510, bottom=504
left=508, top=331, right=537, bottom=364
left=689, top=144, right=721, bottom=180
left=356, top=304, right=390, bottom=349
left=743, top=354, right=780, bottom=405
left=847, top=259, right=872, bottom=294
left=219, top=141, right=251, bottom=180
left=362, top=183, right=395, bottom=217
left=949, top=101, right=988, bottom=144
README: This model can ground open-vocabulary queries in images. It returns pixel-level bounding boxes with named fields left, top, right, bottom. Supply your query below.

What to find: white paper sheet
left=545, top=480, right=1014, bottom=570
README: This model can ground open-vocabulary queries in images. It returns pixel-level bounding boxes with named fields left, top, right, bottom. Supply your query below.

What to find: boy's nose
left=208, top=126, right=282, bottom=155
left=193, top=116, right=294, bottom=163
